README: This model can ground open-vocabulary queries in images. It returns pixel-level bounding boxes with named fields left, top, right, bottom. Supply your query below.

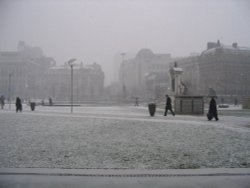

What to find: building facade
left=119, top=48, right=173, bottom=100
left=0, top=41, right=53, bottom=101
left=170, top=41, right=250, bottom=103
left=44, top=62, right=105, bottom=101
left=0, top=42, right=105, bottom=102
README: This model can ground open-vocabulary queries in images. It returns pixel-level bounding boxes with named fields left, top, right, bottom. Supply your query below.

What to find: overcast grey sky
left=0, top=0, right=250, bottom=84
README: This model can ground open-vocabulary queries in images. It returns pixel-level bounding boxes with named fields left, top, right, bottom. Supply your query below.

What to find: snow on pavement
left=0, top=106, right=249, bottom=169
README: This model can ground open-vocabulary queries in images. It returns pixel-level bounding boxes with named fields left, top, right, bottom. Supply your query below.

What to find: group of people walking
left=2, top=93, right=219, bottom=120
left=163, top=94, right=218, bottom=121
left=0, top=95, right=22, bottom=112
left=1, top=97, right=56, bottom=112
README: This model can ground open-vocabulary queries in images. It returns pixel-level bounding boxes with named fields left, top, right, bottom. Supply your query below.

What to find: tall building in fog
left=0, top=41, right=54, bottom=100
left=44, top=62, right=104, bottom=101
left=0, top=41, right=105, bottom=101
left=170, top=41, right=250, bottom=102
left=119, top=48, right=173, bottom=100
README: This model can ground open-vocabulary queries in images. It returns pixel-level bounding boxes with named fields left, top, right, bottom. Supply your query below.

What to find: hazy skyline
left=0, top=0, right=250, bottom=84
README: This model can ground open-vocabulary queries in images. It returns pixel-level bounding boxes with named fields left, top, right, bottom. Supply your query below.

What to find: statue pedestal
left=175, top=96, right=204, bottom=115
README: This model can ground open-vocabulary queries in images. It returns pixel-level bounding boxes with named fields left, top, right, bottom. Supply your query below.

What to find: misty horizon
left=0, top=0, right=250, bottom=84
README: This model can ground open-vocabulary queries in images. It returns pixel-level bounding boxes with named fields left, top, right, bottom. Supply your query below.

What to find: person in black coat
left=164, top=95, right=175, bottom=116
left=0, top=95, right=5, bottom=109
left=208, top=97, right=219, bottom=121
left=15, top=97, right=22, bottom=112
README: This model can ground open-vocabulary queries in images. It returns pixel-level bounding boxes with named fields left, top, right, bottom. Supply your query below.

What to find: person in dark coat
left=208, top=97, right=219, bottom=121
left=164, top=94, right=175, bottom=116
left=135, top=97, right=139, bottom=106
left=0, top=95, right=5, bottom=109
left=49, top=98, right=53, bottom=106
left=15, top=97, right=22, bottom=112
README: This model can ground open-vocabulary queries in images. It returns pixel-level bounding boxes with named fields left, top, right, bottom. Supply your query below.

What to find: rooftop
left=201, top=42, right=250, bottom=56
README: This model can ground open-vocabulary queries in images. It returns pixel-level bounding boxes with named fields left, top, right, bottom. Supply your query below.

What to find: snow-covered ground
left=0, top=105, right=249, bottom=169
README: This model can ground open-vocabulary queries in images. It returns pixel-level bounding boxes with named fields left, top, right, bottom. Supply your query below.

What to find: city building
left=119, top=48, right=173, bottom=100
left=0, top=41, right=105, bottom=102
left=0, top=41, right=54, bottom=101
left=170, top=41, right=250, bottom=103
left=44, top=62, right=105, bottom=101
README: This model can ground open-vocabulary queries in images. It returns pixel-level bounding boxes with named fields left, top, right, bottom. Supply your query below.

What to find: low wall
left=175, top=96, right=204, bottom=115
left=242, top=97, right=250, bottom=109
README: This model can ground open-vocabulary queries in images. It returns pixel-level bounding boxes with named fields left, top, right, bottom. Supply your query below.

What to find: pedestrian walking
left=234, top=97, right=238, bottom=106
left=49, top=98, right=53, bottom=106
left=41, top=99, right=44, bottom=106
left=164, top=94, right=175, bottom=116
left=207, top=97, right=219, bottom=121
left=135, top=97, right=139, bottom=106
left=0, top=95, right=5, bottom=109
left=15, top=97, right=22, bottom=112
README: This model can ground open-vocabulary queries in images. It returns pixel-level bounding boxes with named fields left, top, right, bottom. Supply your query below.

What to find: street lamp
left=120, top=53, right=126, bottom=99
left=240, top=73, right=245, bottom=98
left=68, top=58, right=77, bottom=113
left=8, top=72, right=14, bottom=110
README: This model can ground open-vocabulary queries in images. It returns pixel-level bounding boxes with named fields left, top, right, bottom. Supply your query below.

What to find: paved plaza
left=0, top=104, right=250, bottom=187
left=0, top=104, right=250, bottom=169
left=0, top=168, right=250, bottom=188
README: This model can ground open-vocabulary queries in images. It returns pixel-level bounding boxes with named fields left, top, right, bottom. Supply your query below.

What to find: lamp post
left=8, top=72, right=13, bottom=110
left=240, top=73, right=244, bottom=98
left=68, top=58, right=77, bottom=113
left=120, top=53, right=126, bottom=100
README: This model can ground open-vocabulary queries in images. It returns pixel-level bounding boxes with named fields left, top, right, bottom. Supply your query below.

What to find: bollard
left=30, top=102, right=36, bottom=111
left=148, top=103, right=156, bottom=117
